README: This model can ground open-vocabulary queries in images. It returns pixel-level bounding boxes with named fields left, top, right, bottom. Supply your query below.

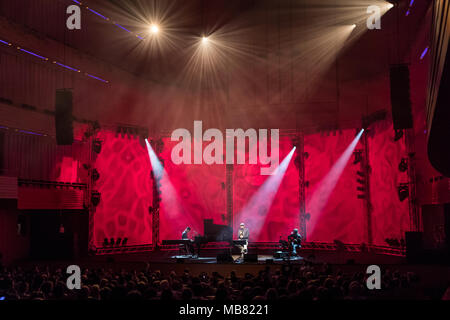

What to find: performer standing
left=287, top=228, right=302, bottom=255
left=237, top=222, right=249, bottom=257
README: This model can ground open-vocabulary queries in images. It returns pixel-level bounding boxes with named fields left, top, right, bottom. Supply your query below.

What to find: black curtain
left=427, top=0, right=450, bottom=177
left=28, top=210, right=88, bottom=260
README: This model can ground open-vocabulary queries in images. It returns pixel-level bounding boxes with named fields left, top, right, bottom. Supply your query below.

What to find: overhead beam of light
left=145, top=139, right=199, bottom=235
left=235, top=147, right=296, bottom=240
left=307, top=129, right=364, bottom=237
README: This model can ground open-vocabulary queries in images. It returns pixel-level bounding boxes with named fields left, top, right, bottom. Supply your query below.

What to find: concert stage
left=90, top=242, right=406, bottom=266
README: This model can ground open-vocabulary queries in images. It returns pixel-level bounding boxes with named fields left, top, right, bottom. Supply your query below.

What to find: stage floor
left=169, top=254, right=304, bottom=264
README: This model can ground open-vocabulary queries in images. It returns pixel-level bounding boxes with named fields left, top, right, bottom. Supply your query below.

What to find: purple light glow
left=420, top=47, right=429, bottom=60
left=87, top=8, right=108, bottom=20
left=18, top=48, right=48, bottom=60
left=85, top=73, right=108, bottom=83
left=18, top=129, right=44, bottom=136
left=54, top=62, right=80, bottom=72
left=115, top=24, right=132, bottom=33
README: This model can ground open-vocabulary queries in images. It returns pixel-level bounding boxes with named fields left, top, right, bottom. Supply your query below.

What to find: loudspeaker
left=0, top=131, right=4, bottom=172
left=216, top=253, right=233, bottom=263
left=405, top=231, right=423, bottom=262
left=244, top=254, right=258, bottom=263
left=390, top=64, right=413, bottom=130
left=55, top=89, right=73, bottom=145
left=445, top=203, right=450, bottom=249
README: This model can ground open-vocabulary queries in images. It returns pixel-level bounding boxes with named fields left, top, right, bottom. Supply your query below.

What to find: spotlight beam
left=307, top=129, right=364, bottom=237
left=145, top=139, right=200, bottom=236
left=235, top=147, right=296, bottom=240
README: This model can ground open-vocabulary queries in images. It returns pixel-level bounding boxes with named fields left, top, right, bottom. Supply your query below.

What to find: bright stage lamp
left=202, top=36, right=209, bottom=44
left=386, top=3, right=394, bottom=9
left=149, top=24, right=159, bottom=34
left=351, top=24, right=356, bottom=29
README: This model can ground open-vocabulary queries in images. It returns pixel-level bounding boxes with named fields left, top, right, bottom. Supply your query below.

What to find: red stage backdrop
left=93, top=131, right=153, bottom=246
left=159, top=138, right=227, bottom=241
left=305, top=129, right=365, bottom=244
left=368, top=122, right=410, bottom=244
left=93, top=125, right=409, bottom=246
left=233, top=136, right=299, bottom=242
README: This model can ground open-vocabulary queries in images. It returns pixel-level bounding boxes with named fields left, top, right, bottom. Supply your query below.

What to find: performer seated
left=287, top=228, right=302, bottom=255
left=237, top=222, right=249, bottom=257
left=181, top=227, right=195, bottom=256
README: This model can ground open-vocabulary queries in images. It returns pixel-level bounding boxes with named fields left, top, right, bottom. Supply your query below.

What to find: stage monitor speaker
left=216, top=253, right=233, bottom=263
left=55, top=89, right=73, bottom=145
left=405, top=231, right=423, bottom=262
left=244, top=254, right=258, bottom=263
left=390, top=64, right=413, bottom=130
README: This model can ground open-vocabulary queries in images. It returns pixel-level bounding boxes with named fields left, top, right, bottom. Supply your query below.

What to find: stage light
left=93, top=139, right=102, bottom=154
left=394, top=129, right=404, bottom=142
left=387, top=3, right=394, bottom=9
left=351, top=24, right=357, bottom=29
left=202, top=36, right=209, bottom=44
left=353, top=150, right=362, bottom=165
left=397, top=184, right=409, bottom=202
left=149, top=24, right=159, bottom=34
left=398, top=158, right=408, bottom=172
left=91, top=191, right=101, bottom=206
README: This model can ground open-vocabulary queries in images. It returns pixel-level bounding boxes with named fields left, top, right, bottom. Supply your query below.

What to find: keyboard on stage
left=162, top=239, right=193, bottom=245
left=163, top=220, right=251, bottom=257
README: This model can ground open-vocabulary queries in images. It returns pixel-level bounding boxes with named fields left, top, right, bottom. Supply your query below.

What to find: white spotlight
left=387, top=3, right=394, bottom=9
left=202, top=36, right=209, bottom=44
left=149, top=24, right=159, bottom=34
left=351, top=24, right=357, bottom=29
